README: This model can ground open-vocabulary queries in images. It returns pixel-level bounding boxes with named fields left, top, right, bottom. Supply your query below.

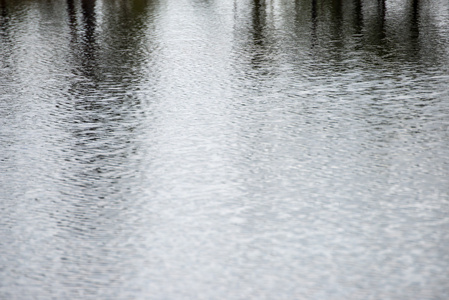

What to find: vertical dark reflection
left=353, top=0, right=363, bottom=35
left=0, top=0, right=11, bottom=98
left=327, top=0, right=345, bottom=64
left=67, top=0, right=77, bottom=33
left=45, top=4, right=157, bottom=289
left=66, top=0, right=99, bottom=81
left=0, top=0, right=6, bottom=20
left=248, top=0, right=272, bottom=76
left=66, top=0, right=80, bottom=71
left=81, top=0, right=96, bottom=39
left=362, top=0, right=388, bottom=57
left=310, top=0, right=318, bottom=48
left=0, top=0, right=9, bottom=50
left=406, top=0, right=420, bottom=61
left=55, top=0, right=156, bottom=240
left=80, top=0, right=98, bottom=79
left=66, top=0, right=101, bottom=114
left=0, top=0, right=16, bottom=96
left=0, top=0, right=11, bottom=46
left=377, top=0, right=386, bottom=41
left=410, top=0, right=420, bottom=39
left=331, top=0, right=343, bottom=26
left=330, top=0, right=343, bottom=46
left=252, top=0, right=265, bottom=49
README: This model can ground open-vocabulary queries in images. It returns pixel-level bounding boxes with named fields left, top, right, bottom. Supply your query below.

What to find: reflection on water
left=1, top=0, right=449, bottom=299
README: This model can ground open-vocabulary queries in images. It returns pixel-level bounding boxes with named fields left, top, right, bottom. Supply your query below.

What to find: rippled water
left=1, top=0, right=449, bottom=299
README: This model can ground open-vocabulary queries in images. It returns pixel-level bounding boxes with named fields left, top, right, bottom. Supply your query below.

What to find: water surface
left=1, top=0, right=449, bottom=299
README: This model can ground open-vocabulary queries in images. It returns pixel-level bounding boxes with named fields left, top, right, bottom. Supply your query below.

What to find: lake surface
left=1, top=0, right=449, bottom=299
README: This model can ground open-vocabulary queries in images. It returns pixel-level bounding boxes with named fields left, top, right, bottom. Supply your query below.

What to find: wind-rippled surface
left=1, top=0, right=449, bottom=299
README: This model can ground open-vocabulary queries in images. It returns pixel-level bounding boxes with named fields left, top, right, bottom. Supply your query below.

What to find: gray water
left=1, top=0, right=449, bottom=299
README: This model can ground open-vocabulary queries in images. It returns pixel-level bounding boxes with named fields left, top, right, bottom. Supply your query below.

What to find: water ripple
left=1, top=0, right=449, bottom=299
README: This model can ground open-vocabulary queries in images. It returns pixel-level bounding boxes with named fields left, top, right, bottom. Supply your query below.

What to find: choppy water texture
left=1, top=0, right=449, bottom=299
